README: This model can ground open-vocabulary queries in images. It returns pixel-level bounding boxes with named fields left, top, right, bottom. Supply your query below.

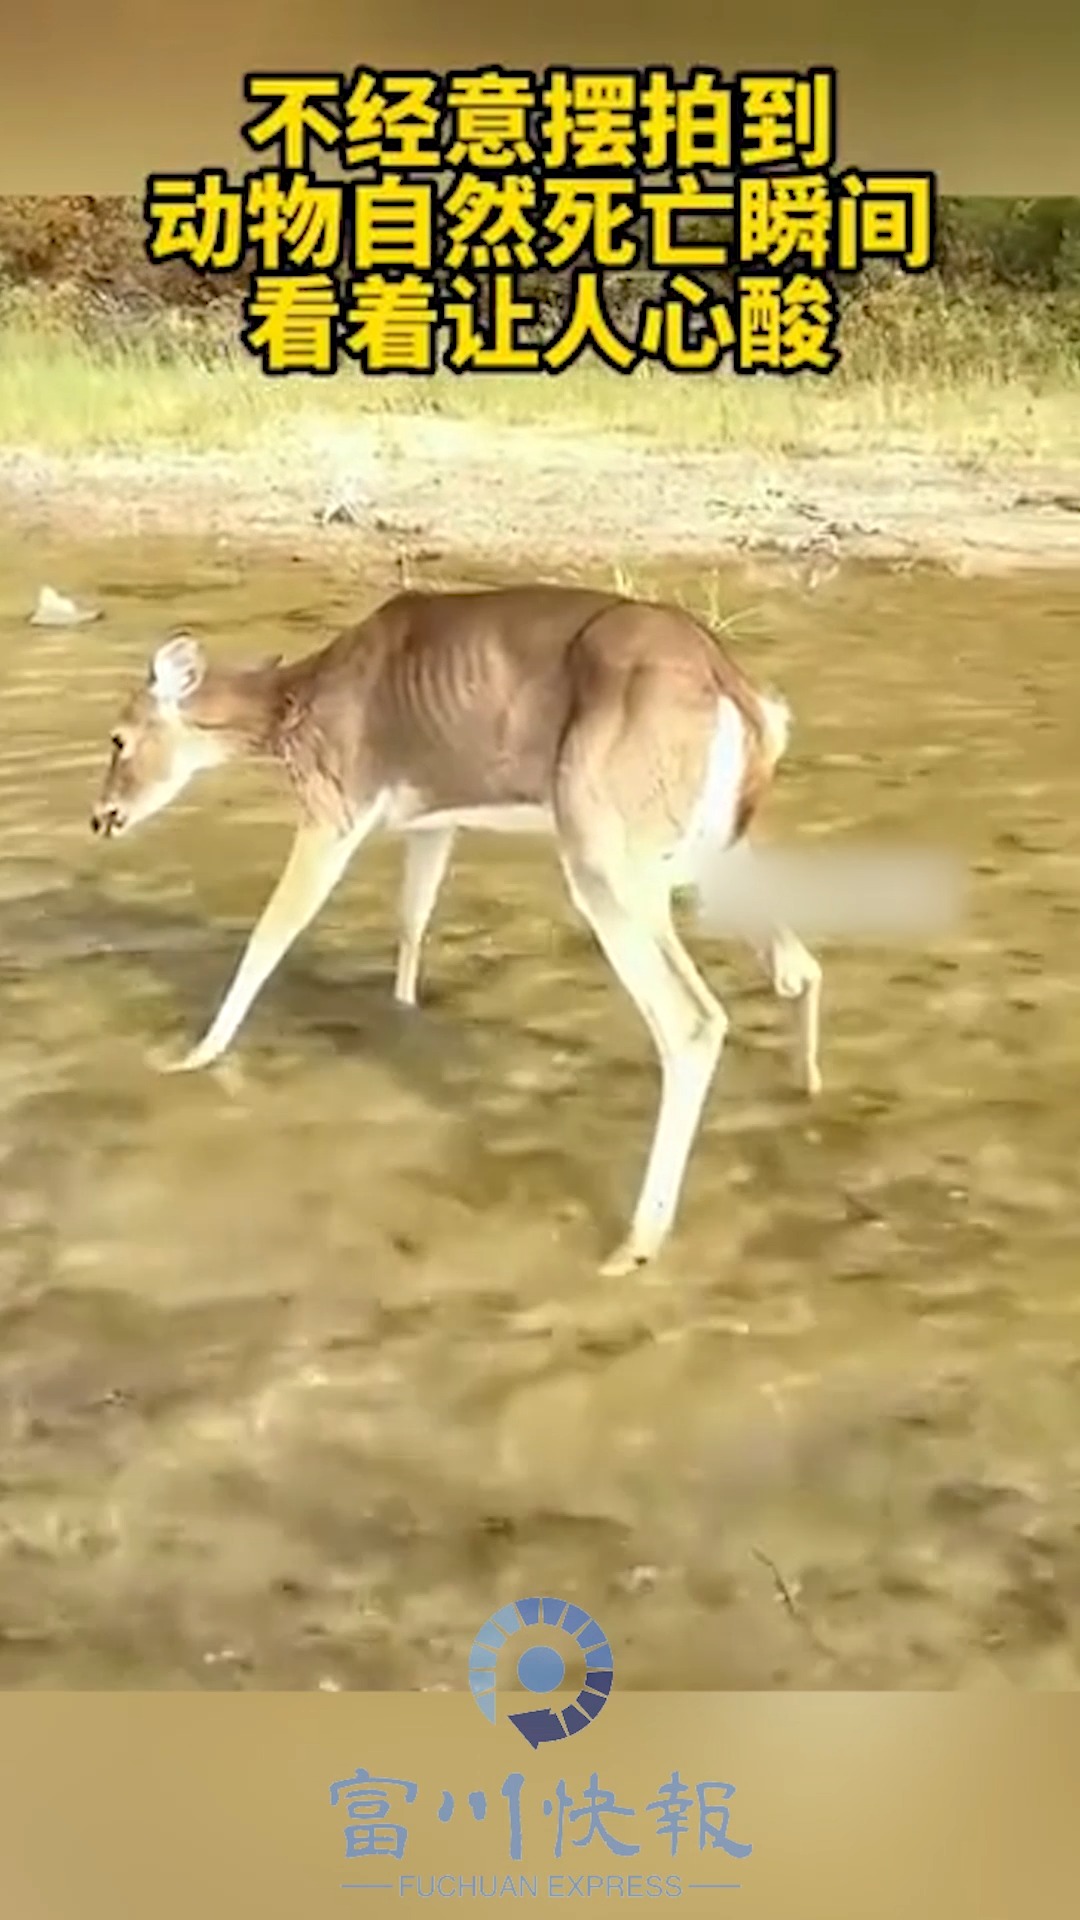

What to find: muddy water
left=1, top=533, right=1079, bottom=1691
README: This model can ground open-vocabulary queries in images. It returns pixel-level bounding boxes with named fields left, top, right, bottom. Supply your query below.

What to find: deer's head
left=91, top=633, right=233, bottom=839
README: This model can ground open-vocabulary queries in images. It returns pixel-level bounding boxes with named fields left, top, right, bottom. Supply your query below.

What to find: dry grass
left=1, top=275, right=1078, bottom=460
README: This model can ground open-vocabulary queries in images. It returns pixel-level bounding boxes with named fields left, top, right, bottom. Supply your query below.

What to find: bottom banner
left=0, top=1690, right=1074, bottom=1918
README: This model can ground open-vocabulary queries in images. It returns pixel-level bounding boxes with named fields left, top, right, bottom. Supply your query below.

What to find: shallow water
left=1, top=532, right=1079, bottom=1690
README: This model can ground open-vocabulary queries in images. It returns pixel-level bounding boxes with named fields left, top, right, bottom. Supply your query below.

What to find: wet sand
left=1, top=532, right=1079, bottom=1688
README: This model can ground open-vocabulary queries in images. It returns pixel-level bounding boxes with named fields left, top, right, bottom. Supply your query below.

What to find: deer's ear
left=148, top=632, right=206, bottom=705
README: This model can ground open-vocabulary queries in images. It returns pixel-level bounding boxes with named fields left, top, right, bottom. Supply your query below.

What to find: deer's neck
left=193, top=663, right=290, bottom=761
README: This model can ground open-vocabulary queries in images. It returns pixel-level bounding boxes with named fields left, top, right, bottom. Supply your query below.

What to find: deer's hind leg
left=554, top=669, right=730, bottom=1274
left=751, top=923, right=822, bottom=1096
left=561, top=842, right=729, bottom=1275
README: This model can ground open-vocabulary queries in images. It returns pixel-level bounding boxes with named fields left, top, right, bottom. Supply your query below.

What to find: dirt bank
left=1, top=417, right=1079, bottom=579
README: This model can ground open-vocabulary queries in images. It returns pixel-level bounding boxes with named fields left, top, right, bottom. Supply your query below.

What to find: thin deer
left=91, top=585, right=822, bottom=1276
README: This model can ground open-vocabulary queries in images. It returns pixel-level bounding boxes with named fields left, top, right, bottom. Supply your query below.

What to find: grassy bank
left=1, top=276, right=1079, bottom=460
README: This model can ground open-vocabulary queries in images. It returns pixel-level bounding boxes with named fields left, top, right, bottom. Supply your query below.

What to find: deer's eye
left=111, top=733, right=126, bottom=754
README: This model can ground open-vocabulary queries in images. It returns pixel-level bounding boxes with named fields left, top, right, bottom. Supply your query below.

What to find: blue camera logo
left=469, top=1597, right=614, bottom=1749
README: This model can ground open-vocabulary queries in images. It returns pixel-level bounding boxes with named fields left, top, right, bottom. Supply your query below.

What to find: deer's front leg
left=395, top=826, right=455, bottom=1007
left=160, top=814, right=378, bottom=1074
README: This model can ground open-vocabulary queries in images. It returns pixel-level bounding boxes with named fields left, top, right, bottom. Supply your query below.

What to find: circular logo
left=469, top=1597, right=614, bottom=1748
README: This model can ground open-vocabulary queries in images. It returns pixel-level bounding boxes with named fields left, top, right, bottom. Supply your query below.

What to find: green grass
left=1, top=276, right=1078, bottom=460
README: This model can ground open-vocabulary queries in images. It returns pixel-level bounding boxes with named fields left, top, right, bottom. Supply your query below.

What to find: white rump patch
left=758, top=691, right=792, bottom=768
left=670, top=696, right=746, bottom=887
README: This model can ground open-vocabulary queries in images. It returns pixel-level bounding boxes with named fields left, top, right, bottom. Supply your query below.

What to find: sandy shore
left=2, top=416, right=1079, bottom=577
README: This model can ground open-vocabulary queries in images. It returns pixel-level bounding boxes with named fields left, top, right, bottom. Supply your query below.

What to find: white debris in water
left=316, top=493, right=365, bottom=526
left=29, top=585, right=101, bottom=628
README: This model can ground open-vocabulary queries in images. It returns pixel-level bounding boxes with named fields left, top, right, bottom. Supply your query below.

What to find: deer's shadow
left=49, top=876, right=663, bottom=1241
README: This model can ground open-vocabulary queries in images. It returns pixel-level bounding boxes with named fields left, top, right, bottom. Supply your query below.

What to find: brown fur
left=132, top=586, right=778, bottom=846
left=91, top=583, right=818, bottom=1278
